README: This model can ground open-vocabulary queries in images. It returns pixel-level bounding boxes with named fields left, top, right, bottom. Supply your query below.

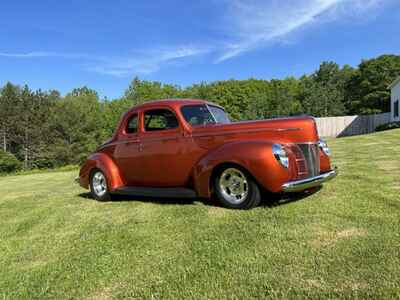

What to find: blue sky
left=1, top=0, right=399, bottom=99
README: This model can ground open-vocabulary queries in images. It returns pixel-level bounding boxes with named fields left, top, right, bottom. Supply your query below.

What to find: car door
left=138, top=107, right=193, bottom=187
left=113, top=112, right=143, bottom=186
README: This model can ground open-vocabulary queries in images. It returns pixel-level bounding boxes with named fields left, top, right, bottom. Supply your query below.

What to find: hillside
left=0, top=130, right=399, bottom=299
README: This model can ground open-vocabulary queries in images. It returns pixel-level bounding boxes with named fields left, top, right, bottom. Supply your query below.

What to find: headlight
left=318, top=139, right=331, bottom=156
left=272, top=144, right=289, bottom=168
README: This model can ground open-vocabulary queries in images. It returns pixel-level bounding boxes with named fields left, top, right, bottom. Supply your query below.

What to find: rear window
left=181, top=104, right=230, bottom=126
left=125, top=114, right=138, bottom=134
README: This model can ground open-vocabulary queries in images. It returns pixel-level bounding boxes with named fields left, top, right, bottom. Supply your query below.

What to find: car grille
left=297, top=143, right=320, bottom=178
left=288, top=143, right=320, bottom=179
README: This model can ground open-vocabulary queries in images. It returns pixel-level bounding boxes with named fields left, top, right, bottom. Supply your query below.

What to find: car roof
left=127, top=99, right=222, bottom=112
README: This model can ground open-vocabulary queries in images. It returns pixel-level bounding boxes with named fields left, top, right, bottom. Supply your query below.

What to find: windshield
left=181, top=104, right=231, bottom=126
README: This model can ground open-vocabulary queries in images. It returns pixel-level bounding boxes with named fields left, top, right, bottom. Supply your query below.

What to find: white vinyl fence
left=315, top=113, right=391, bottom=138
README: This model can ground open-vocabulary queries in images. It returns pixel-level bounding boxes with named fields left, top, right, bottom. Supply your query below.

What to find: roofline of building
left=388, top=76, right=400, bottom=89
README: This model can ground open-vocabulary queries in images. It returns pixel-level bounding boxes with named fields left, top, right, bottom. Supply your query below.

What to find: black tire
left=213, top=165, right=261, bottom=209
left=89, top=169, right=111, bottom=201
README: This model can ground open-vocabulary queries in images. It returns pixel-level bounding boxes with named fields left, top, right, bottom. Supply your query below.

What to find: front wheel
left=213, top=166, right=261, bottom=209
left=89, top=169, right=111, bottom=201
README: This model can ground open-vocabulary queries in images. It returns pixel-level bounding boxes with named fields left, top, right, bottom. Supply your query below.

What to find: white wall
left=391, top=81, right=400, bottom=122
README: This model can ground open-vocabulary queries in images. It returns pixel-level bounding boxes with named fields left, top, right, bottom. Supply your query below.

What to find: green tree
left=0, top=82, right=19, bottom=152
left=7, top=86, right=57, bottom=169
left=102, top=97, right=133, bottom=138
left=347, top=55, right=400, bottom=114
left=50, top=87, right=105, bottom=165
left=124, top=77, right=182, bottom=105
left=300, top=62, right=348, bottom=117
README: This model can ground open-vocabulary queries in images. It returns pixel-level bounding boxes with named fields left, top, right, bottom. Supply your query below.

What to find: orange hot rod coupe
left=77, top=99, right=337, bottom=209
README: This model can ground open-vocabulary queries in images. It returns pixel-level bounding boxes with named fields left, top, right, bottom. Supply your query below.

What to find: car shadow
left=260, top=186, right=322, bottom=208
left=78, top=192, right=206, bottom=206
left=78, top=187, right=321, bottom=208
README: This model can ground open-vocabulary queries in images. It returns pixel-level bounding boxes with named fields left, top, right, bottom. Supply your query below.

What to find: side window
left=126, top=114, right=138, bottom=134
left=144, top=109, right=179, bottom=131
left=395, top=100, right=399, bottom=118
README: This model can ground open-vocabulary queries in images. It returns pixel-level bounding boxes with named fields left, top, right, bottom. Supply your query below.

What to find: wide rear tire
left=89, top=169, right=111, bottom=202
left=213, top=165, right=261, bottom=209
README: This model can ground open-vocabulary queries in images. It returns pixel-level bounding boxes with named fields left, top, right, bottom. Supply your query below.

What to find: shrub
left=0, top=150, right=22, bottom=174
left=375, top=122, right=400, bottom=132
left=32, top=158, right=58, bottom=170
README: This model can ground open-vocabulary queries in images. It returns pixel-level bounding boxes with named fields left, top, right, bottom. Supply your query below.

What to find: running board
left=112, top=186, right=197, bottom=198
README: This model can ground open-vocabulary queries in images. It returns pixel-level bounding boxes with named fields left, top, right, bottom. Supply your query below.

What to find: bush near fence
left=375, top=121, right=400, bottom=132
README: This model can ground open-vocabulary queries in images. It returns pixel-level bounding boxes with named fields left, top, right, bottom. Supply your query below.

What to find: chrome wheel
left=218, top=168, right=249, bottom=204
left=92, top=171, right=107, bottom=197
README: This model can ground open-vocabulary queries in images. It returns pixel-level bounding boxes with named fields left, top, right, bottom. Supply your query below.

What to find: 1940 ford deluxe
left=77, top=99, right=337, bottom=209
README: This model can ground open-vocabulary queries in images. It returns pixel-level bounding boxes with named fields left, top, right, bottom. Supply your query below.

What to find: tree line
left=1, top=54, right=400, bottom=173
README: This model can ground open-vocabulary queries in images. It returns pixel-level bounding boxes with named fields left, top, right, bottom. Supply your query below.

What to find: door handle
left=126, top=140, right=139, bottom=145
left=199, top=136, right=214, bottom=141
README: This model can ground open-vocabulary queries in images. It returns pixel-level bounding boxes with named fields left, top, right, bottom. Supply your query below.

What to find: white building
left=389, top=77, right=400, bottom=122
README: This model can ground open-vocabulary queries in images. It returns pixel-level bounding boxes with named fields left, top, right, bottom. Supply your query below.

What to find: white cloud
left=0, top=51, right=104, bottom=60
left=0, top=51, right=56, bottom=58
left=217, top=0, right=388, bottom=62
left=0, top=46, right=209, bottom=77
left=88, top=46, right=210, bottom=77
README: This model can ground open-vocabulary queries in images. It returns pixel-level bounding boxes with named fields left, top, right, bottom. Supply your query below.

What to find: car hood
left=190, top=116, right=319, bottom=144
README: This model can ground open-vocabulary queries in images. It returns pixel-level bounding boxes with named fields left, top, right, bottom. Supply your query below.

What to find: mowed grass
left=1, top=130, right=400, bottom=299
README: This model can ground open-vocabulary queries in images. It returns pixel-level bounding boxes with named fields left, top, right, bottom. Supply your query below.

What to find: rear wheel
left=89, top=169, right=111, bottom=201
left=213, top=165, right=261, bottom=209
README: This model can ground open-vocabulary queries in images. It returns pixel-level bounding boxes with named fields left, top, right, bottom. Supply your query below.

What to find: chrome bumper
left=282, top=168, right=338, bottom=192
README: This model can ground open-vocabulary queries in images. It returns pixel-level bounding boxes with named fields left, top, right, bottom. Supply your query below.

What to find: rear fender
left=79, top=153, right=124, bottom=191
left=193, top=141, right=290, bottom=198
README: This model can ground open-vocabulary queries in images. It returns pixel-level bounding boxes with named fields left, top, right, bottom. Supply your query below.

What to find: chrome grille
left=297, top=143, right=320, bottom=177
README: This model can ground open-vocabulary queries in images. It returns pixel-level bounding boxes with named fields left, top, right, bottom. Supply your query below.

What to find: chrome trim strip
left=282, top=167, right=338, bottom=192
left=191, top=127, right=301, bottom=138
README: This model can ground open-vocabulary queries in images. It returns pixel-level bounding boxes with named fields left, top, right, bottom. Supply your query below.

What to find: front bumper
left=282, top=167, right=338, bottom=192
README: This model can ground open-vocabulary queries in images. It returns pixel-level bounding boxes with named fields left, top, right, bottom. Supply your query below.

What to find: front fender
left=79, top=153, right=124, bottom=191
left=193, top=141, right=290, bottom=198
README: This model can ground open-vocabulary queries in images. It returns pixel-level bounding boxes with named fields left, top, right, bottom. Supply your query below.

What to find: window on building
left=144, top=109, right=179, bottom=131
left=394, top=100, right=399, bottom=118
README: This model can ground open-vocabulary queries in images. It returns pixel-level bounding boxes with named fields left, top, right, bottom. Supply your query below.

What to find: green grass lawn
left=1, top=130, right=399, bottom=299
